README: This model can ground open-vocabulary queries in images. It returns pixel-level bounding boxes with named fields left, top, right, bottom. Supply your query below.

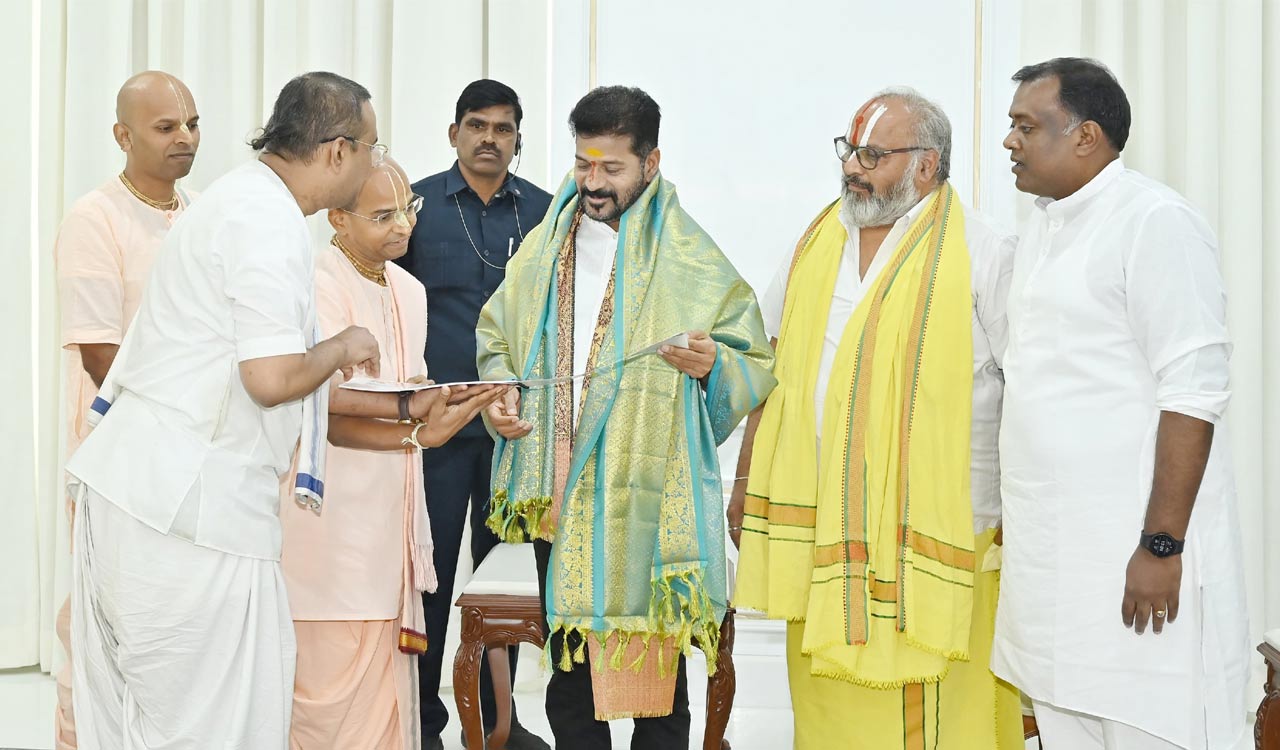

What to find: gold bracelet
left=401, top=421, right=429, bottom=451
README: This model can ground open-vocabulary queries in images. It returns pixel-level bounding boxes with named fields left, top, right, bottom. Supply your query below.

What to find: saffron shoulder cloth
left=736, top=184, right=976, bottom=687
left=476, top=173, right=776, bottom=716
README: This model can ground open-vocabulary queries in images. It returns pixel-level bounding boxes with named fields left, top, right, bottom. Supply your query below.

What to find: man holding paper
left=281, top=158, right=503, bottom=750
left=476, top=85, right=776, bottom=749
left=63, top=72, right=443, bottom=749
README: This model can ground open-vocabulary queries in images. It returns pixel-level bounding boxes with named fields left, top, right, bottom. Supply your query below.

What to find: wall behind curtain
left=1014, top=0, right=1280, bottom=687
left=4, top=0, right=588, bottom=672
left=7, top=0, right=1276, bottom=707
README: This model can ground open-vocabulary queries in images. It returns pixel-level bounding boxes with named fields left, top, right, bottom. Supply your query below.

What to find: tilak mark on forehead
left=849, top=99, right=888, bottom=148
left=163, top=74, right=192, bottom=135
left=380, top=166, right=413, bottom=228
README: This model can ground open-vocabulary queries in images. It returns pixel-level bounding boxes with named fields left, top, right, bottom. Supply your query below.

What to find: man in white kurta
left=65, top=72, right=389, bottom=749
left=993, top=57, right=1249, bottom=750
left=52, top=70, right=199, bottom=750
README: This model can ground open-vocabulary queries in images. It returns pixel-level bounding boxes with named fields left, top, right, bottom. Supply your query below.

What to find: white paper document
left=338, top=332, right=696, bottom=393
left=338, top=377, right=519, bottom=393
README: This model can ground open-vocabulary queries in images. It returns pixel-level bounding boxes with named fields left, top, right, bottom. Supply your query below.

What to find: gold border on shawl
left=906, top=528, right=976, bottom=572
left=769, top=504, right=816, bottom=527
left=838, top=190, right=943, bottom=645
left=743, top=493, right=769, bottom=516
left=399, top=630, right=428, bottom=654
left=870, top=576, right=899, bottom=603
left=895, top=187, right=951, bottom=629
left=903, top=682, right=926, bottom=750
left=814, top=539, right=869, bottom=568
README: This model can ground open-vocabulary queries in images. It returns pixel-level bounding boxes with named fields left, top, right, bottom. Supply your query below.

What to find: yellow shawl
left=736, top=184, right=976, bottom=687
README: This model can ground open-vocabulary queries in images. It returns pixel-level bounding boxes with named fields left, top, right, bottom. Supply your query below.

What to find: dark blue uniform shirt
left=403, top=161, right=554, bottom=438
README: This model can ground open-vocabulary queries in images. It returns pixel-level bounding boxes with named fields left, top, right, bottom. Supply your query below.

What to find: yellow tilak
left=164, top=74, right=191, bottom=135
left=382, top=165, right=412, bottom=229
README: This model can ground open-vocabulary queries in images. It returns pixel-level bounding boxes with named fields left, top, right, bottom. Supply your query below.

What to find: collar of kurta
left=1036, top=157, right=1125, bottom=220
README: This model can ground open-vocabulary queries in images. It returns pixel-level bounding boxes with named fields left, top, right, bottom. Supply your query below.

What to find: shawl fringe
left=486, top=489, right=552, bottom=544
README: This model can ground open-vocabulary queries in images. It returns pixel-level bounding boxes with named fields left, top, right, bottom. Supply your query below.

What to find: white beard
left=839, top=155, right=923, bottom=229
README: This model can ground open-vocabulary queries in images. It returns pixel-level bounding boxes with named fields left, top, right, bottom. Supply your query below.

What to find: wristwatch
left=1139, top=531, right=1185, bottom=558
left=397, top=390, right=413, bottom=423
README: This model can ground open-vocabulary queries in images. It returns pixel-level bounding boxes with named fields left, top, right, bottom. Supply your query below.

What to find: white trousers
left=1033, top=700, right=1186, bottom=750
left=71, top=488, right=296, bottom=749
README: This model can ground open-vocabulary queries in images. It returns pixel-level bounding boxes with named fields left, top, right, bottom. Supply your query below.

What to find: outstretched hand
left=487, top=387, right=532, bottom=440
left=419, top=384, right=508, bottom=447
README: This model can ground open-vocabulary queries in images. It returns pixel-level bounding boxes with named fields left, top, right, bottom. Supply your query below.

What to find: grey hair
left=870, top=86, right=952, bottom=184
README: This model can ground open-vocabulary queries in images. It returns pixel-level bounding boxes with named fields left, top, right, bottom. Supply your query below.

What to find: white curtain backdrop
left=1014, top=0, right=1280, bottom=686
left=5, top=1, right=1276, bottom=714
left=2, top=0, right=580, bottom=674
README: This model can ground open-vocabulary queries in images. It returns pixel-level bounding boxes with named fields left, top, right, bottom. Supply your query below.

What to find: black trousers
left=533, top=540, right=691, bottom=750
left=418, top=436, right=519, bottom=738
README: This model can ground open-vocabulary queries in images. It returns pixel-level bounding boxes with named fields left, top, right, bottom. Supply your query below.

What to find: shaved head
left=354, top=158, right=413, bottom=216
left=113, top=70, right=201, bottom=187
left=116, top=71, right=194, bottom=126
left=331, top=157, right=419, bottom=264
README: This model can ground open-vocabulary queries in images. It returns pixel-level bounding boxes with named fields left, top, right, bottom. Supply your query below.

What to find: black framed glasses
left=834, top=136, right=926, bottom=170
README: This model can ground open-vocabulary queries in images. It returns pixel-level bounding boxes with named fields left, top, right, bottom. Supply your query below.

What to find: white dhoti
left=71, top=488, right=295, bottom=749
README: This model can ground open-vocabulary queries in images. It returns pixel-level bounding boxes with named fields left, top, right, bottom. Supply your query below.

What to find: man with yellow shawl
left=476, top=85, right=775, bottom=749
left=731, top=87, right=1023, bottom=749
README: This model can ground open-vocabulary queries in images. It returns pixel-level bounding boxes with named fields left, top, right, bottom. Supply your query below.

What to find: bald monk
left=51, top=69, right=200, bottom=750
left=280, top=159, right=502, bottom=750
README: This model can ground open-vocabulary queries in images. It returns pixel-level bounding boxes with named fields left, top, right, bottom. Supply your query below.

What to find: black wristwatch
left=397, top=390, right=413, bottom=423
left=1140, top=531, right=1185, bottom=558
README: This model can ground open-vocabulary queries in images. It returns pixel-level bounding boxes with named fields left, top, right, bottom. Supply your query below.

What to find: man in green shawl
left=476, top=85, right=775, bottom=749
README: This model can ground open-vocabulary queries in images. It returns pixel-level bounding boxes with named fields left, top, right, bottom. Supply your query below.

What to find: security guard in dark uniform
left=402, top=80, right=553, bottom=750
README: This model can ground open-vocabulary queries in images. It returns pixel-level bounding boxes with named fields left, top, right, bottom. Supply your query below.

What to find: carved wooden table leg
left=453, top=606, right=487, bottom=750
left=703, top=607, right=736, bottom=750
left=487, top=643, right=514, bottom=750
left=1258, top=642, right=1280, bottom=750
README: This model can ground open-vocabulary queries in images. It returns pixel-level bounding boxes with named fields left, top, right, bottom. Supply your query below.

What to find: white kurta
left=992, top=160, right=1249, bottom=749
left=571, top=216, right=618, bottom=420
left=65, top=159, right=316, bottom=749
left=759, top=192, right=1016, bottom=532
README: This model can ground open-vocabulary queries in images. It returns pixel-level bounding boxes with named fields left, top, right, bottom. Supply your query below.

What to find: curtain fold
left=5, top=0, right=573, bottom=673
left=1017, top=0, right=1280, bottom=689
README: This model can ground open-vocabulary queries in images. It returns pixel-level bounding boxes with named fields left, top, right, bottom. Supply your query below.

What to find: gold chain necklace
left=119, top=173, right=179, bottom=211
left=332, top=236, right=387, bottom=286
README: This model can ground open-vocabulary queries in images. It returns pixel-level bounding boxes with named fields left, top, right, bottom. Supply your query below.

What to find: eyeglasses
left=322, top=134, right=390, bottom=167
left=833, top=136, right=927, bottom=170
left=342, top=194, right=425, bottom=227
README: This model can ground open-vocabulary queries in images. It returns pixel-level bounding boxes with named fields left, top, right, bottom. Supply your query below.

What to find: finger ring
left=1154, top=609, right=1167, bottom=618
left=728, top=525, right=743, bottom=531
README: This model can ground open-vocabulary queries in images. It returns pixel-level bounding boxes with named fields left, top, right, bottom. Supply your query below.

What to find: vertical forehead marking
left=848, top=99, right=878, bottom=144
left=383, top=167, right=412, bottom=227
left=164, top=75, right=191, bottom=135
left=858, top=103, right=889, bottom=148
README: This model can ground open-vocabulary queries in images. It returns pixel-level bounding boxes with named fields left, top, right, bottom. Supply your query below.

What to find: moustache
left=579, top=188, right=616, bottom=201
left=474, top=146, right=501, bottom=157
left=844, top=176, right=874, bottom=195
